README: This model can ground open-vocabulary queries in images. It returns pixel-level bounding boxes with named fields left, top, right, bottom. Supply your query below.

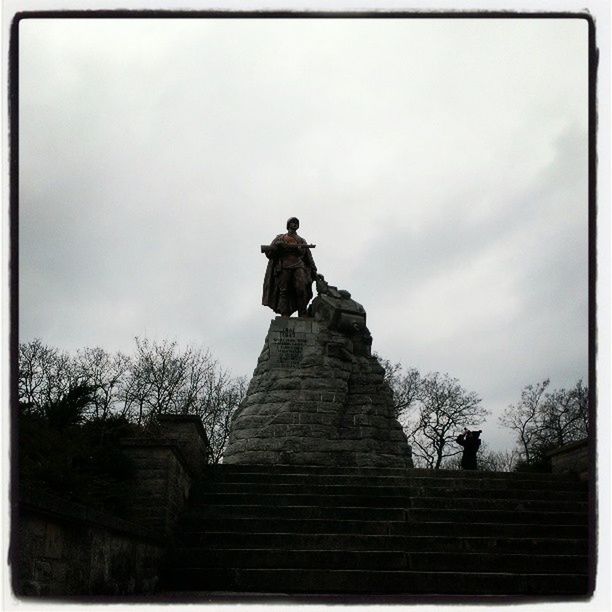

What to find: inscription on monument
left=270, top=330, right=308, bottom=368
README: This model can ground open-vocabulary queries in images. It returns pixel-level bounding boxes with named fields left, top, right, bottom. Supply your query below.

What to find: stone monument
left=223, top=220, right=413, bottom=467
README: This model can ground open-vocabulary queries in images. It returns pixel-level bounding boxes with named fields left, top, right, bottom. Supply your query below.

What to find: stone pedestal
left=224, top=284, right=412, bottom=467
left=156, top=414, right=210, bottom=475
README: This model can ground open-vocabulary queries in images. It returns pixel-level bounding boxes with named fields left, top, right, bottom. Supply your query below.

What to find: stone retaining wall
left=14, top=414, right=210, bottom=596
left=15, top=490, right=164, bottom=596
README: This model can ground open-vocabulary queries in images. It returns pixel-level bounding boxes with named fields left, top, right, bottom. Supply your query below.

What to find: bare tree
left=18, top=339, right=77, bottom=414
left=122, top=338, right=199, bottom=424
left=406, top=372, right=489, bottom=469
left=539, top=380, right=588, bottom=447
left=500, top=379, right=549, bottom=466
left=19, top=337, right=247, bottom=461
left=74, top=347, right=130, bottom=420
left=19, top=339, right=53, bottom=412
left=500, top=379, right=588, bottom=468
left=118, top=337, right=247, bottom=460
left=175, top=347, right=217, bottom=416
left=477, top=443, right=520, bottom=472
left=377, top=355, right=421, bottom=424
left=199, top=374, right=247, bottom=464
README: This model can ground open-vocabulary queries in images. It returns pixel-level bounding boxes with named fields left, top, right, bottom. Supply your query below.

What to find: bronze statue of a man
left=262, top=217, right=318, bottom=317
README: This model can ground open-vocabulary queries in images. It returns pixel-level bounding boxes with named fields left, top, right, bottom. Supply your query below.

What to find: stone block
left=282, top=451, right=336, bottom=465
left=298, top=412, right=338, bottom=426
left=224, top=439, right=248, bottom=453
left=337, top=426, right=363, bottom=440
left=316, top=402, right=346, bottom=414
left=267, top=377, right=300, bottom=390
left=255, top=402, right=293, bottom=415
left=224, top=450, right=282, bottom=464
left=230, top=428, right=265, bottom=440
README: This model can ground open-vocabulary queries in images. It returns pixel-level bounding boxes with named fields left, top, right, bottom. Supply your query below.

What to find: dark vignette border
left=7, top=8, right=598, bottom=606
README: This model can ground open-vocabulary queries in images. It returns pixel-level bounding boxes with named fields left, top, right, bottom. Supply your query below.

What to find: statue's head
left=286, top=217, right=299, bottom=230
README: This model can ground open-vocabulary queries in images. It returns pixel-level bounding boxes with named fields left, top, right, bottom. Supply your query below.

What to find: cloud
left=18, top=18, right=589, bottom=451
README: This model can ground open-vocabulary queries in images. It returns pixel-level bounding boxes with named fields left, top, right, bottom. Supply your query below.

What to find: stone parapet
left=156, top=414, right=210, bottom=476
left=120, top=439, right=192, bottom=538
left=547, top=438, right=589, bottom=480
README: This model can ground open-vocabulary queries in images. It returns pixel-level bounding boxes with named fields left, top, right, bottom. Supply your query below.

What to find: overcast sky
left=18, top=17, right=589, bottom=451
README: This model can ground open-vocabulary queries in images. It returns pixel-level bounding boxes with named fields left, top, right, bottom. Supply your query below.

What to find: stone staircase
left=161, top=464, right=590, bottom=596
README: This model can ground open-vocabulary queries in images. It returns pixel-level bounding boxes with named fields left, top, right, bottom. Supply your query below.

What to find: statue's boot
left=278, top=294, right=292, bottom=318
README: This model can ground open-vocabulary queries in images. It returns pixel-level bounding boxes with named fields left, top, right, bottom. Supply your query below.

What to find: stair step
left=211, top=464, right=416, bottom=475
left=187, top=504, right=405, bottom=521
left=209, top=465, right=576, bottom=479
left=189, top=492, right=586, bottom=512
left=408, top=508, right=587, bottom=524
left=388, top=521, right=588, bottom=538
left=193, top=482, right=587, bottom=500
left=204, top=473, right=586, bottom=491
left=169, top=548, right=587, bottom=573
left=185, top=504, right=587, bottom=524
left=178, top=517, right=588, bottom=539
left=165, top=567, right=588, bottom=594
left=164, top=464, right=590, bottom=596
left=174, top=532, right=587, bottom=555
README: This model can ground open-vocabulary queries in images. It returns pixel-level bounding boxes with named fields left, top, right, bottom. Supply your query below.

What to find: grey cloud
left=18, top=19, right=589, bottom=452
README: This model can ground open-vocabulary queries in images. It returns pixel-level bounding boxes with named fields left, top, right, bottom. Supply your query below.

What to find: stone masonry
left=17, top=489, right=164, bottom=596
left=16, top=415, right=210, bottom=597
left=224, top=281, right=413, bottom=467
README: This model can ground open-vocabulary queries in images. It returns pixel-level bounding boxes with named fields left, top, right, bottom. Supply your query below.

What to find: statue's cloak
left=262, top=233, right=316, bottom=315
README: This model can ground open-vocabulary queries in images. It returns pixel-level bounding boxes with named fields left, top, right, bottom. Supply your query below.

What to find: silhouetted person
left=262, top=217, right=317, bottom=317
left=456, top=429, right=482, bottom=470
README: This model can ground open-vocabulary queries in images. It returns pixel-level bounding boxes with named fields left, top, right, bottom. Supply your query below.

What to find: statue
left=226, top=234, right=414, bottom=468
left=261, top=217, right=318, bottom=317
